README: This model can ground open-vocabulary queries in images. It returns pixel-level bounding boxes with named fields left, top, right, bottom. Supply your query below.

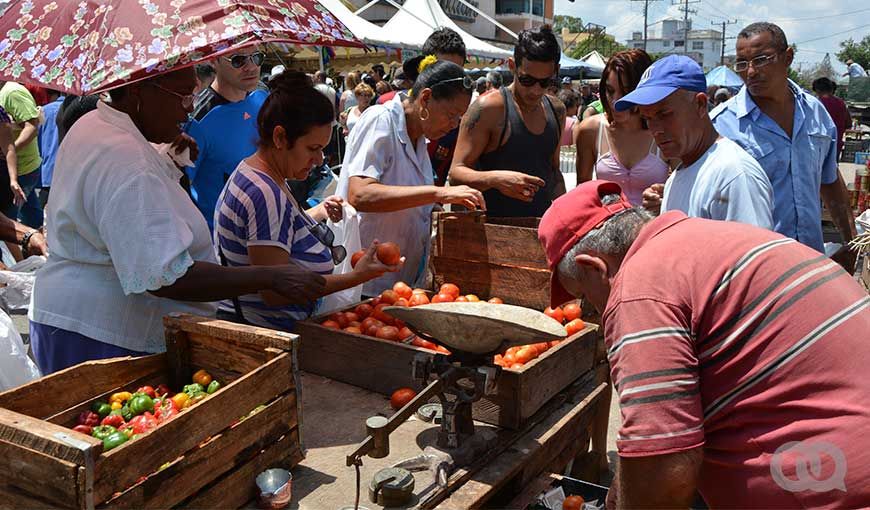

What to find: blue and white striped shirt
left=214, top=162, right=333, bottom=330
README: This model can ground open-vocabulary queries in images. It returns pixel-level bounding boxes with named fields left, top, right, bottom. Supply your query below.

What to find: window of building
left=633, top=43, right=644, bottom=49
left=674, top=40, right=685, bottom=47
left=663, top=40, right=671, bottom=47
left=692, top=41, right=704, bottom=50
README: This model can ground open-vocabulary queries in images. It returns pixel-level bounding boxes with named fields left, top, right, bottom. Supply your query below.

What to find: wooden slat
left=100, top=395, right=297, bottom=509
left=0, top=483, right=78, bottom=510
left=163, top=314, right=296, bottom=351
left=0, top=408, right=102, bottom=465
left=164, top=325, right=192, bottom=394
left=188, top=332, right=272, bottom=377
left=430, top=257, right=552, bottom=310
left=434, top=212, right=548, bottom=269
left=0, top=439, right=81, bottom=508
left=92, top=353, right=295, bottom=504
left=178, top=431, right=303, bottom=509
left=46, top=371, right=167, bottom=427
left=0, top=354, right=166, bottom=419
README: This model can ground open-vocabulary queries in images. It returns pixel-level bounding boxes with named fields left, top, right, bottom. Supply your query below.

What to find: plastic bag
left=316, top=203, right=362, bottom=315
left=0, top=308, right=41, bottom=390
left=0, top=255, right=46, bottom=313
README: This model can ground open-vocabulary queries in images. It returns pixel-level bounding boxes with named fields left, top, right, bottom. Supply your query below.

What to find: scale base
left=391, top=428, right=499, bottom=488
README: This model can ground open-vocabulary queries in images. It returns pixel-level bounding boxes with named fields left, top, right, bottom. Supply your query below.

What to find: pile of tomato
left=492, top=303, right=585, bottom=371
left=70, top=369, right=221, bottom=452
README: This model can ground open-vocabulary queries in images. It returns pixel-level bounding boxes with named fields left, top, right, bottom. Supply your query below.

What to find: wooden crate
left=432, top=211, right=551, bottom=310
left=296, top=299, right=600, bottom=429
left=0, top=314, right=303, bottom=510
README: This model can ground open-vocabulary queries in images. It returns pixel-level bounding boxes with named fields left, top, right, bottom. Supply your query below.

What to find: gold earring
left=420, top=108, right=430, bottom=121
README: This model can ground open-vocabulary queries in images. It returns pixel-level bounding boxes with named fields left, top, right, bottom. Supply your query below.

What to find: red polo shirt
left=604, top=212, right=870, bottom=508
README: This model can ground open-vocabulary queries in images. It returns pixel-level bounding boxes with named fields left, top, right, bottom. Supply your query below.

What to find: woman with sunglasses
left=213, top=72, right=400, bottom=329
left=29, top=67, right=329, bottom=374
left=337, top=59, right=485, bottom=296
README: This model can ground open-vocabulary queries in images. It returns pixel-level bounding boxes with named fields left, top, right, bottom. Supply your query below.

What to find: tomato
left=354, top=303, right=373, bottom=318
left=347, top=321, right=361, bottom=328
left=465, top=294, right=480, bottom=302
left=361, top=317, right=384, bottom=334
left=548, top=340, right=561, bottom=348
left=563, top=303, right=582, bottom=322
left=510, top=362, right=524, bottom=370
left=493, top=354, right=504, bottom=366
left=372, top=303, right=394, bottom=324
left=398, top=326, right=414, bottom=339
left=331, top=313, right=350, bottom=328
left=411, top=336, right=438, bottom=350
left=394, top=319, right=406, bottom=329
left=412, top=288, right=428, bottom=295
left=380, top=289, right=398, bottom=305
left=394, top=298, right=409, bottom=307
left=409, top=293, right=430, bottom=306
left=376, top=326, right=400, bottom=341
left=431, top=293, right=454, bottom=303
left=515, top=347, right=537, bottom=364
left=439, top=283, right=461, bottom=299
left=543, top=306, right=565, bottom=324
left=393, top=281, right=413, bottom=300
left=487, top=297, right=504, bottom=304
left=534, top=342, right=550, bottom=355
left=350, top=249, right=366, bottom=268
left=370, top=297, right=382, bottom=307
left=344, top=326, right=363, bottom=334
left=565, top=318, right=586, bottom=336
left=562, top=495, right=585, bottom=510
left=390, top=388, right=417, bottom=410
left=344, top=312, right=360, bottom=324
left=376, top=242, right=402, bottom=265
left=503, top=352, right=516, bottom=365
left=321, top=320, right=340, bottom=329
left=454, top=296, right=468, bottom=302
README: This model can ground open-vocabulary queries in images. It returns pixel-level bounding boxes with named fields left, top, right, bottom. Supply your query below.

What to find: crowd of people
left=0, top=13, right=867, bottom=507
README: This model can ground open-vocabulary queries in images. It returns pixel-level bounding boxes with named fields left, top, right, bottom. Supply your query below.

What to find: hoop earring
left=419, top=108, right=430, bottom=121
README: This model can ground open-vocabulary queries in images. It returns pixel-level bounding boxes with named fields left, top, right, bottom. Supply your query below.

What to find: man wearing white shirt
left=844, top=59, right=868, bottom=78
left=620, top=55, right=773, bottom=229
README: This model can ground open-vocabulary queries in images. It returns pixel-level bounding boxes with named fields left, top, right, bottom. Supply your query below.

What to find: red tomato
left=354, top=303, right=373, bottom=318
left=510, top=362, right=524, bottom=370
left=562, top=495, right=585, bottom=510
left=503, top=352, right=516, bottom=365
left=431, top=293, right=454, bottom=303
left=439, top=283, right=461, bottom=299
left=380, top=290, right=398, bottom=305
left=321, top=320, right=340, bottom=329
left=398, top=326, right=414, bottom=339
left=565, top=319, right=586, bottom=336
left=347, top=321, right=361, bottom=328
left=487, top=297, right=504, bottom=304
left=361, top=317, right=384, bottom=335
left=344, top=312, right=360, bottom=324
left=515, top=347, right=537, bottom=364
left=390, top=388, right=417, bottom=410
left=543, top=306, right=565, bottom=324
left=394, top=298, right=409, bottom=307
left=344, top=326, right=363, bottom=334
left=376, top=242, right=402, bottom=265
left=372, top=303, right=394, bottom=324
left=465, top=294, right=480, bottom=302
left=376, top=326, right=400, bottom=341
left=393, top=281, right=413, bottom=300
left=350, top=249, right=366, bottom=268
left=454, top=296, right=469, bottom=302
left=563, top=303, right=582, bottom=322
left=409, top=293, right=430, bottom=306
left=534, top=342, right=550, bottom=355
left=331, top=313, right=350, bottom=328
left=370, top=297, right=382, bottom=308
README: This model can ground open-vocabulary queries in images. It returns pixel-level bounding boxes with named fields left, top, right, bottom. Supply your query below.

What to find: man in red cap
left=538, top=180, right=870, bottom=508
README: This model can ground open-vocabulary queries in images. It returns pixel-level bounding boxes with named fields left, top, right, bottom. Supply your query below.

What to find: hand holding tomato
left=435, top=185, right=487, bottom=211
left=352, top=241, right=404, bottom=280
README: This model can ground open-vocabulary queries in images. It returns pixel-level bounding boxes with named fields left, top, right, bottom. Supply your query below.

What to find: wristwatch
left=20, top=230, right=37, bottom=257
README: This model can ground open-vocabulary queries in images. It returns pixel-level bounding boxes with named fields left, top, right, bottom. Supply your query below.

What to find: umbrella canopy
left=0, top=0, right=363, bottom=95
left=559, top=52, right=602, bottom=79
left=705, top=65, right=743, bottom=88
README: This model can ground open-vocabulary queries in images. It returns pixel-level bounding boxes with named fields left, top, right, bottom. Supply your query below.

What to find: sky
left=555, top=0, right=870, bottom=73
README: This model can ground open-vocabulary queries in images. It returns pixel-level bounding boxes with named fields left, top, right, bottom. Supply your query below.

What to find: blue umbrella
left=706, top=65, right=744, bottom=88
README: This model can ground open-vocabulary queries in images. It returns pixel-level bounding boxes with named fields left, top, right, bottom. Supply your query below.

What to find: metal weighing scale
left=345, top=302, right=567, bottom=508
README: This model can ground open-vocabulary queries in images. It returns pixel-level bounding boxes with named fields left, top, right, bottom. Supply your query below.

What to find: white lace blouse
left=30, top=101, right=217, bottom=353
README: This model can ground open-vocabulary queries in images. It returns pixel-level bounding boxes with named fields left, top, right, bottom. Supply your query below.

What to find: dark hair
left=57, top=94, right=99, bottom=142
left=812, top=76, right=836, bottom=94
left=195, top=63, right=215, bottom=81
left=422, top=28, right=467, bottom=60
left=514, top=25, right=561, bottom=67
left=738, top=22, right=789, bottom=52
left=600, top=49, right=653, bottom=121
left=257, top=71, right=334, bottom=149
left=557, top=89, right=579, bottom=109
left=410, top=60, right=472, bottom=101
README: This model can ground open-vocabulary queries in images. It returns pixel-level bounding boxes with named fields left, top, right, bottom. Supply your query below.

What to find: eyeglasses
left=309, top=221, right=347, bottom=265
left=146, top=82, right=195, bottom=109
left=733, top=53, right=779, bottom=73
left=430, top=75, right=475, bottom=90
left=222, top=51, right=266, bottom=69
left=516, top=73, right=557, bottom=88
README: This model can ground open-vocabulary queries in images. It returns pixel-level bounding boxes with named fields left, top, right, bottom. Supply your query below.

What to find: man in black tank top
left=450, top=25, right=566, bottom=218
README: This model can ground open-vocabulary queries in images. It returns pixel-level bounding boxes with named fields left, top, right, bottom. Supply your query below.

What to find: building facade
left=627, top=19, right=724, bottom=70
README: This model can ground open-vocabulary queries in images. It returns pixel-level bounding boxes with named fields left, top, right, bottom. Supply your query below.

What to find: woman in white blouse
left=30, top=66, right=326, bottom=374
left=337, top=59, right=485, bottom=295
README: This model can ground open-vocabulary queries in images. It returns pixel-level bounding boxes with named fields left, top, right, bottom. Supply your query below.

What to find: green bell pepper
left=110, top=405, right=133, bottom=422
left=206, top=380, right=221, bottom=394
left=91, top=425, right=117, bottom=440
left=102, top=431, right=129, bottom=451
left=128, top=393, right=154, bottom=416
left=183, top=383, right=205, bottom=397
left=91, top=401, right=112, bottom=418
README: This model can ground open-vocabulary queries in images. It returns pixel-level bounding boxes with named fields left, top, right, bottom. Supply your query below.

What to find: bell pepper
left=206, top=380, right=221, bottom=394
left=91, top=401, right=112, bottom=418
left=110, top=406, right=133, bottom=422
left=101, top=414, right=125, bottom=428
left=183, top=383, right=205, bottom=397
left=77, top=410, right=100, bottom=427
left=170, top=392, right=189, bottom=410
left=102, top=431, right=129, bottom=451
left=154, top=398, right=178, bottom=422
left=156, top=384, right=171, bottom=398
left=91, top=425, right=117, bottom=440
left=192, top=369, right=212, bottom=387
left=135, top=386, right=156, bottom=399
left=121, top=413, right=158, bottom=435
left=72, top=424, right=93, bottom=435
left=111, top=401, right=123, bottom=410
left=128, top=393, right=154, bottom=416
left=187, top=393, right=207, bottom=407
left=109, top=391, right=133, bottom=405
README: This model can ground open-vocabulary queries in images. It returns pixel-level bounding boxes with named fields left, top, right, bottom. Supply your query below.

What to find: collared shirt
left=31, top=102, right=217, bottom=353
left=711, top=80, right=838, bottom=253
left=337, top=97, right=434, bottom=296
left=604, top=211, right=870, bottom=508
left=848, top=62, right=867, bottom=78
left=38, top=95, right=64, bottom=187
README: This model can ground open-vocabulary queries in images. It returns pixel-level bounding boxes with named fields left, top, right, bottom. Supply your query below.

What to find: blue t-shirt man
left=39, top=94, right=65, bottom=188
left=184, top=87, right=268, bottom=230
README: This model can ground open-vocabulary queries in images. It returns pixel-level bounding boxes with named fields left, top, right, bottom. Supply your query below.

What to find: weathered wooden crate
left=431, top=211, right=551, bottom=310
left=0, top=314, right=302, bottom=510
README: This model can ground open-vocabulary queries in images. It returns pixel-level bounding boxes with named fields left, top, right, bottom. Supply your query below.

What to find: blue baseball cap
left=614, top=55, right=707, bottom=112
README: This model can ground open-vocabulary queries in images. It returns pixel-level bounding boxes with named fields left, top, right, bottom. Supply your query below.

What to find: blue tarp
left=706, top=65, right=744, bottom=88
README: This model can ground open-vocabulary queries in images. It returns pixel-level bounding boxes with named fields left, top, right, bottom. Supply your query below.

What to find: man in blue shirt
left=184, top=47, right=267, bottom=230
left=711, top=22, right=856, bottom=272
left=37, top=89, right=64, bottom=205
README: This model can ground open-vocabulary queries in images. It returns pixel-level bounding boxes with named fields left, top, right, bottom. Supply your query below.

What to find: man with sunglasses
left=711, top=23, right=856, bottom=272
left=450, top=25, right=567, bottom=217
left=184, top=47, right=268, bottom=230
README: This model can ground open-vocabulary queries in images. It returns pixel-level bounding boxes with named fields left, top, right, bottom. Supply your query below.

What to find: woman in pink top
left=574, top=49, right=670, bottom=205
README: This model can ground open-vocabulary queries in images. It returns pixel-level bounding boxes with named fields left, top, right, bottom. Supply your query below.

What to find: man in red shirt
left=812, top=77, right=851, bottom=160
left=538, top=180, right=870, bottom=508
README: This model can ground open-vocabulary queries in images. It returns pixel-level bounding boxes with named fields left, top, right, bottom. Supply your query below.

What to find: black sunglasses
left=222, top=51, right=266, bottom=69
left=516, top=73, right=557, bottom=88
left=309, top=221, right=347, bottom=265
left=430, top=75, right=475, bottom=90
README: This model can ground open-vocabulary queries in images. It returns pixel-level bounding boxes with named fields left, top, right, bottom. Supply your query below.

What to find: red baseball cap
left=538, top=180, right=633, bottom=307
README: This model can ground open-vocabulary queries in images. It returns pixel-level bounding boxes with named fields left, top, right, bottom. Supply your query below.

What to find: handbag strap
left=217, top=246, right=249, bottom=325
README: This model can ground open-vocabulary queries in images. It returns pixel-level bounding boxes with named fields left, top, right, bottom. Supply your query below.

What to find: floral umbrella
left=0, top=0, right=363, bottom=95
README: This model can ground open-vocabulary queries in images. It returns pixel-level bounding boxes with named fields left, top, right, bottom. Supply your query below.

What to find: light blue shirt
left=848, top=62, right=867, bottom=78
left=711, top=80, right=838, bottom=253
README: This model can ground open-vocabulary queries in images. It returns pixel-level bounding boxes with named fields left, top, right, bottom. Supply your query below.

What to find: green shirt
left=0, top=82, right=41, bottom=175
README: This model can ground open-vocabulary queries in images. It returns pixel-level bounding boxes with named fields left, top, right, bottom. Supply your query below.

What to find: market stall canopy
left=381, top=0, right=511, bottom=60
left=0, top=0, right=362, bottom=95
left=318, top=0, right=406, bottom=48
left=705, top=65, right=744, bottom=88
left=560, top=52, right=603, bottom=79
left=579, top=50, right=607, bottom=70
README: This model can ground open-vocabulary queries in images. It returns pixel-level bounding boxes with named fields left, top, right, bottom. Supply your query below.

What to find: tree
left=554, top=15, right=584, bottom=34
left=567, top=33, right=627, bottom=59
left=836, top=35, right=870, bottom=70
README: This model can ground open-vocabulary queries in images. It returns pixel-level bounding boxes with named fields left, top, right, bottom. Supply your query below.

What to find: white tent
left=319, top=0, right=408, bottom=49
left=381, top=0, right=511, bottom=60
left=580, top=50, right=607, bottom=70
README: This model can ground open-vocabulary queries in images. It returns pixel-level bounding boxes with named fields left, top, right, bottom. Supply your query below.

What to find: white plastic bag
left=0, top=255, right=46, bottom=313
left=316, top=203, right=362, bottom=315
left=0, top=308, right=41, bottom=390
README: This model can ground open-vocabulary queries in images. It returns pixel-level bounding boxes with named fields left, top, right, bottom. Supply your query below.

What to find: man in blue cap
left=619, top=55, right=773, bottom=229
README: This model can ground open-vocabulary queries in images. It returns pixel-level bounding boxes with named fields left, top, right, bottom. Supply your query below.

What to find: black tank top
left=477, top=87, right=560, bottom=218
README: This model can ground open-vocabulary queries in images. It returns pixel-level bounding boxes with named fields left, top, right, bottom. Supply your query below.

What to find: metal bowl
left=256, top=468, right=293, bottom=509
